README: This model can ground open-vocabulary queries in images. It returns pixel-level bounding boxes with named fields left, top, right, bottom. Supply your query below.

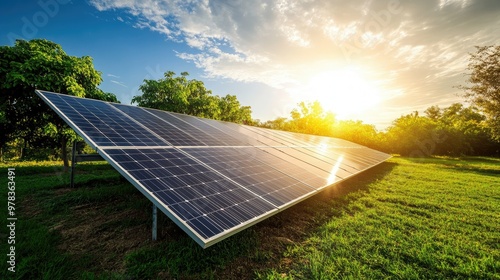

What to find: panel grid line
left=107, top=103, right=173, bottom=147
left=174, top=148, right=280, bottom=208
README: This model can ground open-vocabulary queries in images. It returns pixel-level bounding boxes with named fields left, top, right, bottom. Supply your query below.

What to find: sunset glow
left=303, top=67, right=382, bottom=120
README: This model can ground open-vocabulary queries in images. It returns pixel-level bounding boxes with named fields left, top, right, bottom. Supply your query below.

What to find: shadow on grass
left=460, top=156, right=500, bottom=164
left=442, top=166, right=500, bottom=177
left=404, top=156, right=500, bottom=165
left=404, top=156, right=500, bottom=177
left=122, top=161, right=398, bottom=279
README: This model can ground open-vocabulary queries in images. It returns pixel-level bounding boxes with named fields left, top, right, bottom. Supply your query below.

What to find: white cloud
left=90, top=0, right=500, bottom=125
left=438, top=0, right=471, bottom=9
left=111, top=80, right=128, bottom=87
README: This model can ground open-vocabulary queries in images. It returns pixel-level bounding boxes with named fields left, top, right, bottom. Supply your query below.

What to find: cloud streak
left=111, top=80, right=128, bottom=87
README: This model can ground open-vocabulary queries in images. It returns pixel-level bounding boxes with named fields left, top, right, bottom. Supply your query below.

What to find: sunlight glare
left=305, top=67, right=382, bottom=119
left=327, top=155, right=344, bottom=185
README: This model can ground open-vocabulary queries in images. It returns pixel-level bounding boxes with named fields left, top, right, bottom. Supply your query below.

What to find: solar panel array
left=36, top=90, right=391, bottom=248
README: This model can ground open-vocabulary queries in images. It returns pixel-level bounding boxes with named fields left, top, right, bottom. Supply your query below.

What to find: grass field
left=0, top=156, right=499, bottom=279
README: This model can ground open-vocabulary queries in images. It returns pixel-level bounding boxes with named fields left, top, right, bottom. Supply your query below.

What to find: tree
left=288, top=101, right=335, bottom=135
left=424, top=105, right=441, bottom=120
left=385, top=110, right=443, bottom=156
left=218, top=94, right=252, bottom=124
left=132, top=71, right=252, bottom=123
left=438, top=103, right=498, bottom=155
left=331, top=120, right=380, bottom=149
left=0, top=39, right=117, bottom=167
left=460, top=45, right=500, bottom=140
left=383, top=104, right=499, bottom=156
left=260, top=117, right=288, bottom=130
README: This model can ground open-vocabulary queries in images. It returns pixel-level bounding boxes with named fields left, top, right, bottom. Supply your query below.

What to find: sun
left=305, top=67, right=382, bottom=120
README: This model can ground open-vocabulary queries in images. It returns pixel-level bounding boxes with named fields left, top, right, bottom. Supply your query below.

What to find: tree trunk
left=61, top=137, right=69, bottom=172
left=20, top=138, right=26, bottom=160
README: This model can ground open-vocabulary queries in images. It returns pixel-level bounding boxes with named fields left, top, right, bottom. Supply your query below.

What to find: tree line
left=259, top=101, right=499, bottom=156
left=1, top=39, right=499, bottom=164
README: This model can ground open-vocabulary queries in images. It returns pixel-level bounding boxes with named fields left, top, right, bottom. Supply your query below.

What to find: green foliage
left=460, top=45, right=500, bottom=140
left=385, top=111, right=442, bottom=156
left=261, top=101, right=499, bottom=156
left=331, top=120, right=381, bottom=149
left=386, top=104, right=498, bottom=156
left=288, top=101, right=336, bottom=135
left=132, top=71, right=253, bottom=123
left=0, top=39, right=118, bottom=165
left=218, top=94, right=253, bottom=123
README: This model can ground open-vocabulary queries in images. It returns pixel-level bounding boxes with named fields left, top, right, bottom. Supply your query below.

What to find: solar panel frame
left=36, top=90, right=391, bottom=248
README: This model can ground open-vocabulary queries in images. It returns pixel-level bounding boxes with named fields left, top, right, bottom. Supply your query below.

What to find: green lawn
left=0, top=157, right=499, bottom=279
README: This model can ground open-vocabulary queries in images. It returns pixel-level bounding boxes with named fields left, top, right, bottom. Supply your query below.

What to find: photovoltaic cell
left=39, top=91, right=167, bottom=147
left=182, top=147, right=316, bottom=207
left=196, top=118, right=264, bottom=146
left=146, top=109, right=246, bottom=146
left=111, top=104, right=206, bottom=146
left=167, top=112, right=248, bottom=146
left=256, top=147, right=333, bottom=186
left=36, top=90, right=391, bottom=248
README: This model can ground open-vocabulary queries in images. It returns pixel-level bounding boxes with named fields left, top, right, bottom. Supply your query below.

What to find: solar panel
left=110, top=104, right=207, bottom=147
left=36, top=90, right=391, bottom=248
left=181, top=147, right=316, bottom=207
left=39, top=91, right=168, bottom=147
left=147, top=109, right=246, bottom=146
left=101, top=148, right=276, bottom=240
left=163, top=111, right=248, bottom=146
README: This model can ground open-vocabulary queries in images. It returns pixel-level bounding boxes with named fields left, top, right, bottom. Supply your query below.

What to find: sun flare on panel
left=305, top=67, right=382, bottom=120
left=327, top=155, right=344, bottom=185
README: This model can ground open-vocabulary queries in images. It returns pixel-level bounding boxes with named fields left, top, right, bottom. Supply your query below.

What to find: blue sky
left=1, top=0, right=500, bottom=129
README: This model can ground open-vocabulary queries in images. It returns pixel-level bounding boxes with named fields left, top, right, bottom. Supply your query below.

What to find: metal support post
left=152, top=204, right=157, bottom=241
left=70, top=141, right=77, bottom=188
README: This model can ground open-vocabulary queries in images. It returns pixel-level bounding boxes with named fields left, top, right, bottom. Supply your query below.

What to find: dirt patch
left=22, top=195, right=43, bottom=218
left=56, top=192, right=151, bottom=274
left=54, top=188, right=73, bottom=195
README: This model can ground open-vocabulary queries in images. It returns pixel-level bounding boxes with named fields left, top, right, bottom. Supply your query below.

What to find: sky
left=1, top=0, right=500, bottom=129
